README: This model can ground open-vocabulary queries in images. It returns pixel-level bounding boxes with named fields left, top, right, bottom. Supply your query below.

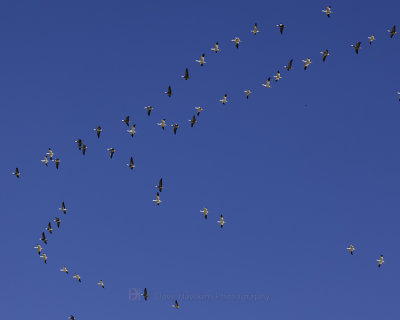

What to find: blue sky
left=1, top=0, right=400, bottom=318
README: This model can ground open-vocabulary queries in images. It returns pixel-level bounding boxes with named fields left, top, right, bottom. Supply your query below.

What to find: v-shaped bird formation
left=8, top=5, right=398, bottom=318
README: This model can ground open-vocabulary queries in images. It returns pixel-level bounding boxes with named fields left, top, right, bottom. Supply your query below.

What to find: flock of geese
left=9, top=5, right=398, bottom=318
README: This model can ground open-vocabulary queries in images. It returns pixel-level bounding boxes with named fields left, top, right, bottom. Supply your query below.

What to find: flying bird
left=142, top=288, right=149, bottom=301
left=220, top=94, right=228, bottom=104
left=195, top=106, right=204, bottom=116
left=53, top=158, right=60, bottom=169
left=46, top=222, right=53, bottom=234
left=40, top=253, right=48, bottom=264
left=34, top=244, right=43, bottom=255
left=75, top=139, right=82, bottom=150
left=172, top=300, right=180, bottom=309
left=200, top=208, right=208, bottom=220
left=127, top=124, right=136, bottom=137
left=47, top=148, right=54, bottom=160
left=155, top=178, right=164, bottom=192
left=73, top=274, right=82, bottom=283
left=153, top=192, right=162, bottom=205
left=40, top=232, right=48, bottom=245
left=276, top=24, right=286, bottom=34
left=82, top=144, right=88, bottom=155
left=145, top=106, right=153, bottom=116
left=60, top=266, right=68, bottom=274
left=388, top=25, right=397, bottom=38
left=322, top=6, right=332, bottom=17
left=98, top=280, right=105, bottom=288
left=171, top=123, right=179, bottom=135
left=284, top=59, right=293, bottom=71
left=54, top=217, right=61, bottom=228
left=244, top=89, right=251, bottom=99
left=165, top=85, right=172, bottom=97
left=251, top=23, right=259, bottom=35
left=12, top=168, right=21, bottom=178
left=217, top=215, right=226, bottom=228
left=231, top=37, right=241, bottom=48
left=347, top=244, right=355, bottom=255
left=41, top=156, right=49, bottom=166
left=320, top=49, right=330, bottom=62
left=302, top=58, right=312, bottom=70
left=397, top=92, right=400, bottom=102
left=377, top=255, right=384, bottom=268
left=262, top=77, right=271, bottom=88
left=189, top=115, right=198, bottom=127
left=368, top=35, right=375, bottom=45
left=274, top=71, right=282, bottom=82
left=59, top=202, right=67, bottom=214
left=122, top=116, right=130, bottom=126
left=181, top=68, right=190, bottom=80
left=69, top=316, right=75, bottom=320
left=211, top=42, right=220, bottom=53
left=157, top=119, right=167, bottom=130
left=107, top=148, right=116, bottom=159
left=351, top=42, right=362, bottom=54
left=94, top=126, right=103, bottom=139
left=127, top=156, right=135, bottom=170
left=195, top=54, right=206, bottom=66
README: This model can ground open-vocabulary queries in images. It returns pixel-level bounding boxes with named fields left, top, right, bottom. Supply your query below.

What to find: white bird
left=231, top=37, right=241, bottom=48
left=302, top=58, right=312, bottom=70
left=211, top=42, right=220, bottom=53
left=40, top=253, right=48, bottom=264
left=262, top=77, right=271, bottom=88
left=200, top=208, right=208, bottom=220
left=73, top=274, right=82, bottom=282
left=368, top=35, right=375, bottom=45
left=153, top=192, right=162, bottom=205
left=34, top=244, right=43, bottom=255
left=46, top=148, right=54, bottom=160
left=346, top=244, right=355, bottom=255
left=251, top=23, right=259, bottom=35
left=274, top=71, right=282, bottom=82
left=60, top=266, right=68, bottom=274
left=219, top=94, right=228, bottom=104
left=195, top=54, right=206, bottom=66
left=244, top=89, right=251, bottom=99
left=127, top=124, right=136, bottom=137
left=217, top=215, right=226, bottom=228
left=322, top=6, right=332, bottom=17
left=157, top=119, right=167, bottom=130
left=195, top=106, right=204, bottom=116
left=41, top=156, right=49, bottom=166
left=377, top=255, right=384, bottom=268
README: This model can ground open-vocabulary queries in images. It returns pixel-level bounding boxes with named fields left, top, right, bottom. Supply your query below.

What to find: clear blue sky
left=1, top=0, right=400, bottom=318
